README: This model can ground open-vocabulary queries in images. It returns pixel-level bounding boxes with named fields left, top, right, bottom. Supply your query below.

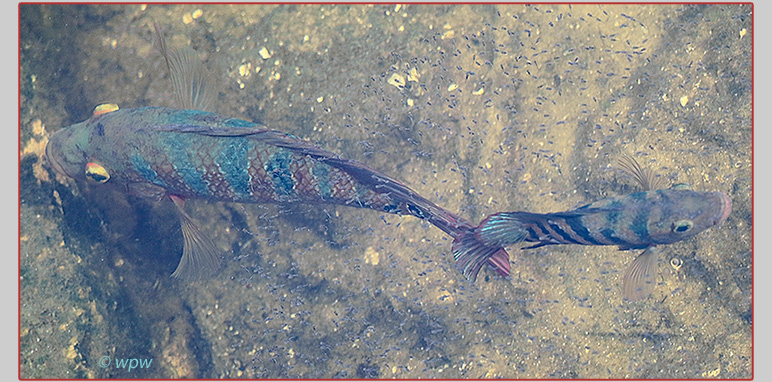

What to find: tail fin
left=366, top=175, right=513, bottom=282
left=476, top=212, right=529, bottom=247
left=450, top=211, right=535, bottom=282
left=373, top=183, right=513, bottom=282
left=277, top=147, right=514, bottom=282
left=452, top=231, right=511, bottom=282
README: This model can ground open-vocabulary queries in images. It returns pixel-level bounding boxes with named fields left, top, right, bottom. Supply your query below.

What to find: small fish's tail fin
left=383, top=187, right=513, bottom=282
left=372, top=179, right=512, bottom=281
left=475, top=212, right=530, bottom=248
left=391, top=193, right=513, bottom=282
left=398, top=199, right=513, bottom=282
left=451, top=231, right=511, bottom=282
left=294, top=152, right=513, bottom=281
left=450, top=211, right=533, bottom=282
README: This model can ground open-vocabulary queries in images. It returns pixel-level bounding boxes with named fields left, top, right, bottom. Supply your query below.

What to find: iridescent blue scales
left=46, top=106, right=511, bottom=281
left=457, top=158, right=732, bottom=301
left=56, top=107, right=410, bottom=207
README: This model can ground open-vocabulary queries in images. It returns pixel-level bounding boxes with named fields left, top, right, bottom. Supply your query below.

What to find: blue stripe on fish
left=526, top=226, right=540, bottom=241
left=311, top=163, right=332, bottom=199
left=265, top=150, right=295, bottom=198
left=630, top=197, right=650, bottom=240
left=131, top=153, right=168, bottom=188
left=163, top=134, right=209, bottom=196
left=604, top=200, right=623, bottom=225
left=532, top=220, right=547, bottom=236
left=168, top=108, right=217, bottom=125
left=217, top=138, right=253, bottom=199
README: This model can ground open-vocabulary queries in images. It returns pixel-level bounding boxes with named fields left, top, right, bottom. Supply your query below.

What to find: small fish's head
left=645, top=188, right=731, bottom=245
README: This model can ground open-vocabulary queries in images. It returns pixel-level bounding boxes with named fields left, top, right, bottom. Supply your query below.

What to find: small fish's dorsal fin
left=616, top=155, right=667, bottom=191
left=153, top=23, right=216, bottom=112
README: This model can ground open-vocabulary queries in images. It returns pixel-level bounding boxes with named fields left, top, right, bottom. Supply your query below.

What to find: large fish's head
left=645, top=187, right=732, bottom=245
left=46, top=104, right=125, bottom=186
left=46, top=118, right=95, bottom=182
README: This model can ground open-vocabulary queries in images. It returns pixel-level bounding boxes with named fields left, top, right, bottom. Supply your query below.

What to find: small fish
left=455, top=156, right=732, bottom=300
left=45, top=25, right=510, bottom=281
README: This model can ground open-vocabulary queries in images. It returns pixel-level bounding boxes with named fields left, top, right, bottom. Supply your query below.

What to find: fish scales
left=44, top=23, right=514, bottom=284
left=60, top=107, right=389, bottom=209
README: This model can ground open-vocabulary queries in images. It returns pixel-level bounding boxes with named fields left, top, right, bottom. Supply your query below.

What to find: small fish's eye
left=85, top=162, right=110, bottom=183
left=672, top=219, right=693, bottom=233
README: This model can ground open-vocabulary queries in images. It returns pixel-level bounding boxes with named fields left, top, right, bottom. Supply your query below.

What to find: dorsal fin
left=616, top=155, right=667, bottom=191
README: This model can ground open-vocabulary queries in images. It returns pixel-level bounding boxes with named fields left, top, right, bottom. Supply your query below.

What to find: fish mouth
left=45, top=137, right=72, bottom=178
left=717, top=191, right=732, bottom=225
left=44, top=140, right=65, bottom=175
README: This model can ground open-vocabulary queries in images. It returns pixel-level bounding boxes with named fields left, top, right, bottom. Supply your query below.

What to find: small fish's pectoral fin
left=169, top=195, right=222, bottom=281
left=616, top=155, right=667, bottom=191
left=622, top=246, right=660, bottom=301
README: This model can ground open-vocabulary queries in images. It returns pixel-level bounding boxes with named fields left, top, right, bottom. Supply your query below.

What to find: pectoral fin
left=622, top=246, right=660, bottom=301
left=616, top=155, right=667, bottom=191
left=169, top=195, right=222, bottom=280
left=154, top=23, right=216, bottom=111
left=127, top=182, right=167, bottom=200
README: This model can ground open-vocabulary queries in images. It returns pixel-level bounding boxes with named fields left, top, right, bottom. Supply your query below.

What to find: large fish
left=453, top=156, right=732, bottom=300
left=45, top=25, right=510, bottom=281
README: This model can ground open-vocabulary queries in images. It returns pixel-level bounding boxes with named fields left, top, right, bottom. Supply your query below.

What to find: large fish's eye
left=93, top=103, right=119, bottom=116
left=85, top=162, right=110, bottom=183
left=672, top=219, right=694, bottom=233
